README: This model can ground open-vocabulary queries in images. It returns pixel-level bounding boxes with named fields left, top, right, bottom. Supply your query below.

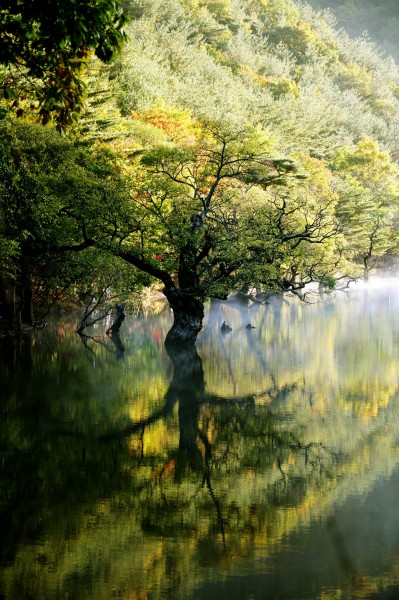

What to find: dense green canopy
left=1, top=0, right=399, bottom=338
left=0, top=0, right=128, bottom=131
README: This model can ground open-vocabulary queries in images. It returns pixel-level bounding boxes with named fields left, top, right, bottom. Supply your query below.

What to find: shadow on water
left=3, top=280, right=399, bottom=598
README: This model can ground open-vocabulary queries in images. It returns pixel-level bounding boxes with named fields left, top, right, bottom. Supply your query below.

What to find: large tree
left=332, top=137, right=399, bottom=278
left=0, top=115, right=148, bottom=330
left=0, top=116, right=343, bottom=343
left=77, top=124, right=343, bottom=346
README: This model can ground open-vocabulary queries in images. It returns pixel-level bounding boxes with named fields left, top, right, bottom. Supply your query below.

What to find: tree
left=306, top=0, right=399, bottom=62
left=331, top=138, right=399, bottom=278
left=0, top=113, right=345, bottom=342
left=70, top=124, right=342, bottom=346
left=0, top=115, right=148, bottom=330
left=0, top=0, right=128, bottom=132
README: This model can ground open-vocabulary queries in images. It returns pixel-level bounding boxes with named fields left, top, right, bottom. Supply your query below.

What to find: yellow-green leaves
left=331, top=138, right=399, bottom=273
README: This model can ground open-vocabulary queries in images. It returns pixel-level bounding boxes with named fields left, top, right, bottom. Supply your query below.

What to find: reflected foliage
left=2, top=283, right=399, bottom=598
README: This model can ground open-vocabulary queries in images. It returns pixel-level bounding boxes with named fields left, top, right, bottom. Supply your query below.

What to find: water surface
left=2, top=278, right=399, bottom=599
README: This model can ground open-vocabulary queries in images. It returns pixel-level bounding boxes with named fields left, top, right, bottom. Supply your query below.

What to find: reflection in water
left=2, top=279, right=399, bottom=598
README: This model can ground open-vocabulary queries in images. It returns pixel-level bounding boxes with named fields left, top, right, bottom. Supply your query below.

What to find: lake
left=2, top=278, right=399, bottom=599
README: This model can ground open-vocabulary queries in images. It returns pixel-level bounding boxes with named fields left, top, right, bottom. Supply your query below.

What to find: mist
left=304, top=0, right=399, bottom=61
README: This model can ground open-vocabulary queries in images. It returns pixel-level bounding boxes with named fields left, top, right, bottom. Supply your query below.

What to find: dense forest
left=2, top=0, right=399, bottom=343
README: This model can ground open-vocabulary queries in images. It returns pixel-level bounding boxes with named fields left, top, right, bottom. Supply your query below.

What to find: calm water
left=2, top=279, right=399, bottom=599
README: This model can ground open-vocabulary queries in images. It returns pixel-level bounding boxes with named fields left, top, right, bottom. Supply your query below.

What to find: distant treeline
left=307, top=0, right=399, bottom=60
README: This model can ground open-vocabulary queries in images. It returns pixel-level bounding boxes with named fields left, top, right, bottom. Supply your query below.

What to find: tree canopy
left=2, top=0, right=399, bottom=341
left=0, top=0, right=128, bottom=132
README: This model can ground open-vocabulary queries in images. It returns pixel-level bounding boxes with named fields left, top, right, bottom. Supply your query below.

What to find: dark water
left=2, top=279, right=399, bottom=599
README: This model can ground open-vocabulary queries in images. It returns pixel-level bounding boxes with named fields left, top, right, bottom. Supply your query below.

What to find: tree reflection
left=4, top=294, right=399, bottom=600
left=167, top=341, right=228, bottom=543
left=98, top=338, right=342, bottom=549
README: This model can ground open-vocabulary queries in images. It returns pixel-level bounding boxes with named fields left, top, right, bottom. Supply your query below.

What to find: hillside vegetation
left=2, top=0, right=399, bottom=335
left=307, top=0, right=399, bottom=61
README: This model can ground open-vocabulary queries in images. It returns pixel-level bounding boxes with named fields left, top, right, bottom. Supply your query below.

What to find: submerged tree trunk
left=363, top=256, right=370, bottom=281
left=164, top=288, right=205, bottom=347
left=20, top=272, right=34, bottom=327
left=106, top=303, right=126, bottom=336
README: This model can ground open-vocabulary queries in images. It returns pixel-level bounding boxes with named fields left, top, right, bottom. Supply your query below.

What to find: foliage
left=331, top=137, right=399, bottom=275
left=0, top=115, right=148, bottom=323
left=100, top=125, right=343, bottom=300
left=3, top=0, right=399, bottom=589
left=2, top=0, right=399, bottom=330
left=0, top=0, right=128, bottom=132
left=306, top=0, right=399, bottom=62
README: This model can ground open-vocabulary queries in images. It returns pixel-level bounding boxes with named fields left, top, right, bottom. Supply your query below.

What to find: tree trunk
left=164, top=288, right=205, bottom=347
left=364, top=256, right=369, bottom=280
left=0, top=277, right=14, bottom=330
left=20, top=277, right=34, bottom=326
left=6, top=280, right=21, bottom=331
left=19, top=257, right=34, bottom=327
left=0, top=269, right=34, bottom=331
left=106, top=303, right=125, bottom=336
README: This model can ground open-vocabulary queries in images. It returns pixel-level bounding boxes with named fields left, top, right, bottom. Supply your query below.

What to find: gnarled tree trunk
left=106, top=303, right=125, bottom=336
left=164, top=288, right=205, bottom=347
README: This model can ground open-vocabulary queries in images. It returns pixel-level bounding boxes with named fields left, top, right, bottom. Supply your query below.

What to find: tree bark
left=164, top=288, right=205, bottom=347
left=20, top=274, right=34, bottom=326
left=106, top=303, right=126, bottom=336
